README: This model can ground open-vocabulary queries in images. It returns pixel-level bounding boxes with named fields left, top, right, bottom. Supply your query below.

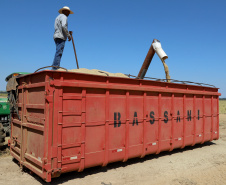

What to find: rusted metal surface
left=137, top=40, right=156, bottom=79
left=9, top=71, right=221, bottom=182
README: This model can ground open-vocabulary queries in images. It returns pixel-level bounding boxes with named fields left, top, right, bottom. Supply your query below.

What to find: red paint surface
left=10, top=71, right=221, bottom=182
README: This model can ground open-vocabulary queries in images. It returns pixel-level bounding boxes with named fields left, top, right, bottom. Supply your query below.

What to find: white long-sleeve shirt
left=53, top=14, right=70, bottom=41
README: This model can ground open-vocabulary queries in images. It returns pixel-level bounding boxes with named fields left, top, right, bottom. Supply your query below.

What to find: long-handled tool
left=69, top=31, right=79, bottom=69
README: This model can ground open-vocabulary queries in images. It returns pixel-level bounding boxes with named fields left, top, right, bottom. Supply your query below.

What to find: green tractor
left=0, top=97, right=10, bottom=148
left=0, top=72, right=29, bottom=149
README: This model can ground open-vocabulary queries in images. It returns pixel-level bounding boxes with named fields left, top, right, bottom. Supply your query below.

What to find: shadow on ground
left=0, top=145, right=10, bottom=157
left=19, top=141, right=215, bottom=184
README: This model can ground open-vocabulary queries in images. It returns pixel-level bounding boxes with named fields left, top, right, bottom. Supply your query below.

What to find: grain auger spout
left=137, top=39, right=170, bottom=82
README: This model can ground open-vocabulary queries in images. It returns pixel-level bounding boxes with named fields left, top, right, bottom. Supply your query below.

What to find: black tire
left=0, top=123, right=6, bottom=149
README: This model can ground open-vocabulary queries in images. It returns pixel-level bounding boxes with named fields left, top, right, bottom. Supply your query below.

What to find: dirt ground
left=0, top=115, right=226, bottom=185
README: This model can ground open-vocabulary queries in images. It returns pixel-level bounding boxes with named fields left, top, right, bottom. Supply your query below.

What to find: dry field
left=0, top=93, right=7, bottom=99
left=0, top=102, right=226, bottom=185
left=219, top=100, right=226, bottom=114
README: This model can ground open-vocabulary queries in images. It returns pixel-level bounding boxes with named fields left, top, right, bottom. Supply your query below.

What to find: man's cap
left=58, top=6, right=74, bottom=14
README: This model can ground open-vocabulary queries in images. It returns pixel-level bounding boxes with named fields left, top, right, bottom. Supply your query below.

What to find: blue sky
left=0, top=0, right=225, bottom=97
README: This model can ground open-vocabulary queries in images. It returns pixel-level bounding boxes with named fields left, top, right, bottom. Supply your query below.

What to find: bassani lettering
left=133, top=112, right=138, bottom=126
left=114, top=112, right=121, bottom=127
left=113, top=109, right=199, bottom=128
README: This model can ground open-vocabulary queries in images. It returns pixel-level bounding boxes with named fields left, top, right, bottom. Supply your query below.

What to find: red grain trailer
left=9, top=71, right=220, bottom=182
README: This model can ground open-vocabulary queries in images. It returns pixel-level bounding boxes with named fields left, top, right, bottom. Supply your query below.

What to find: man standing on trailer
left=52, top=6, right=74, bottom=70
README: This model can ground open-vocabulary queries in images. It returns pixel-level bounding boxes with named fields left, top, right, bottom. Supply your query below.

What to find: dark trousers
left=52, top=38, right=66, bottom=70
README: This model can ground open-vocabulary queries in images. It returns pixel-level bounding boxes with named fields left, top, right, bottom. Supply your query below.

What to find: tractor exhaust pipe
left=137, top=39, right=168, bottom=79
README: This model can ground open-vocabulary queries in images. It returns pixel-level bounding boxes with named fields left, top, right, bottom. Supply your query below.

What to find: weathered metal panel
left=10, top=70, right=221, bottom=182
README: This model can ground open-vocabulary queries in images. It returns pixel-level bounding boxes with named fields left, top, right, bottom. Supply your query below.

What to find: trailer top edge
left=18, top=70, right=219, bottom=90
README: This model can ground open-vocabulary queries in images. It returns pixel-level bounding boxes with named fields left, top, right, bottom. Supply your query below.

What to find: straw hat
left=58, top=6, right=74, bottom=14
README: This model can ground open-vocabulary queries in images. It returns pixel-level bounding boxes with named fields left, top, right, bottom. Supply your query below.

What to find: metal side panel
left=11, top=72, right=49, bottom=181
left=11, top=71, right=221, bottom=182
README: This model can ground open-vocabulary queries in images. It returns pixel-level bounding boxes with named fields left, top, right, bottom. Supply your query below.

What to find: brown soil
left=0, top=115, right=226, bottom=185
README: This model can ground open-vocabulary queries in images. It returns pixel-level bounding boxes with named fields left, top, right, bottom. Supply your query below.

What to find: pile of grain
left=161, top=59, right=171, bottom=83
left=57, top=68, right=129, bottom=78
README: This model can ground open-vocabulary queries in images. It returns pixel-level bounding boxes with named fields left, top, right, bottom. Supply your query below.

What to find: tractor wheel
left=0, top=123, right=6, bottom=149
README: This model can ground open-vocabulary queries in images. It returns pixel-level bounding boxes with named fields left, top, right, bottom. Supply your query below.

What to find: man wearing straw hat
left=52, top=6, right=74, bottom=70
